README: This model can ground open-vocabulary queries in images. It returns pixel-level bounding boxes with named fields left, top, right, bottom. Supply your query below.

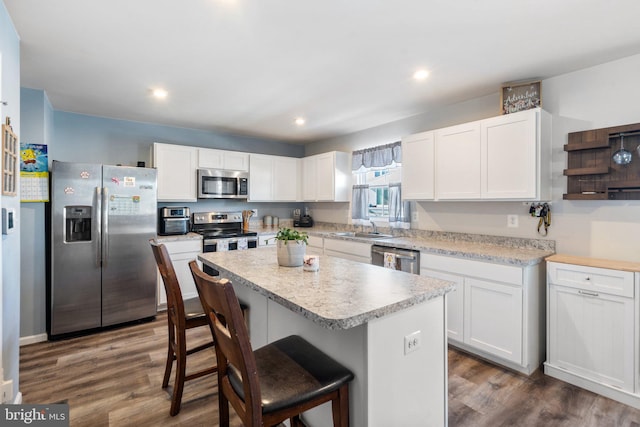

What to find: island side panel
left=266, top=299, right=368, bottom=426
left=368, top=296, right=447, bottom=427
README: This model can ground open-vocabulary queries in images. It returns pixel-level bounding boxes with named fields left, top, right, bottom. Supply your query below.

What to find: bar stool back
left=189, top=260, right=354, bottom=427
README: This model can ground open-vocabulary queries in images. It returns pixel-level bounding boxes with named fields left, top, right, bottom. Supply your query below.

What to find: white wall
left=307, top=54, right=640, bottom=262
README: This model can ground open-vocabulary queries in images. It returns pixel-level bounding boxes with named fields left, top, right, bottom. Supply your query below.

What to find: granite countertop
left=157, top=222, right=555, bottom=267
left=199, top=247, right=454, bottom=330
left=303, top=226, right=554, bottom=267
left=155, top=232, right=203, bottom=243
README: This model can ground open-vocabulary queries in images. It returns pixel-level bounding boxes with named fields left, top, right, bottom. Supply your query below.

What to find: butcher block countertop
left=546, top=254, right=640, bottom=273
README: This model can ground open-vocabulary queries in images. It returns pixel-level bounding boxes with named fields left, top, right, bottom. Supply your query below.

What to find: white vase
left=277, top=240, right=306, bottom=267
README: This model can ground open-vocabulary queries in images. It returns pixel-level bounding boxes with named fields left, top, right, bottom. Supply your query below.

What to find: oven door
left=202, top=236, right=258, bottom=275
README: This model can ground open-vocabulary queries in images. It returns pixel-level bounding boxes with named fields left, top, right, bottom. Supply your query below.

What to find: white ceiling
left=5, top=0, right=640, bottom=143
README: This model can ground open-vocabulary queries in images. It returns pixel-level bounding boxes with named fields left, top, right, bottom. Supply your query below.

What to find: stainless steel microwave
left=197, top=169, right=249, bottom=199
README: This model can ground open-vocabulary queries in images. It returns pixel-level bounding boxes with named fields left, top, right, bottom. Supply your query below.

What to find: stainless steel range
left=192, top=211, right=258, bottom=275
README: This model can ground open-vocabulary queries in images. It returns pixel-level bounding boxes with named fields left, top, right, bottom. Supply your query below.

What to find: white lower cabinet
left=259, top=234, right=276, bottom=246
left=323, top=238, right=371, bottom=264
left=421, top=253, right=544, bottom=375
left=545, top=256, right=640, bottom=407
left=306, top=235, right=324, bottom=256
left=156, top=239, right=202, bottom=309
left=465, top=278, right=522, bottom=364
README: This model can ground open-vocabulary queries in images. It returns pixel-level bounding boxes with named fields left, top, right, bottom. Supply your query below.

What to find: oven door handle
left=204, top=236, right=258, bottom=245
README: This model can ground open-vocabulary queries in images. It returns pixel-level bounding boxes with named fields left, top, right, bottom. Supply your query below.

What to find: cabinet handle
left=584, top=277, right=591, bottom=281
left=578, top=290, right=599, bottom=297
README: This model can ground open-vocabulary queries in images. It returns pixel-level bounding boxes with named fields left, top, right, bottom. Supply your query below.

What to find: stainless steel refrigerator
left=48, top=161, right=158, bottom=338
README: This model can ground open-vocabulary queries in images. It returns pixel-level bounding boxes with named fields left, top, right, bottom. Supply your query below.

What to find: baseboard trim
left=544, top=362, right=640, bottom=410
left=13, top=392, right=22, bottom=404
left=20, top=333, right=48, bottom=347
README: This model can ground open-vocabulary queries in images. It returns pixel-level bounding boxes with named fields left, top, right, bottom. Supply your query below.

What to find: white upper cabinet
left=302, top=151, right=350, bottom=202
left=198, top=148, right=249, bottom=171
left=248, top=154, right=299, bottom=202
left=152, top=143, right=198, bottom=202
left=404, top=108, right=551, bottom=201
left=481, top=108, right=551, bottom=200
left=402, top=131, right=435, bottom=200
left=435, top=121, right=482, bottom=200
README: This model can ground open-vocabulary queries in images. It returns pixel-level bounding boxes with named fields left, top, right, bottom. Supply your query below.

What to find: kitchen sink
left=354, top=232, right=394, bottom=239
left=331, top=231, right=394, bottom=239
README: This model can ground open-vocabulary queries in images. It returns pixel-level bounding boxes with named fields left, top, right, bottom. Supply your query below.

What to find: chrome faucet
left=370, top=220, right=377, bottom=234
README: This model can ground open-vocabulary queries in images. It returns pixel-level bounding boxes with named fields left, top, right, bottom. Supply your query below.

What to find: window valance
left=351, top=141, right=402, bottom=171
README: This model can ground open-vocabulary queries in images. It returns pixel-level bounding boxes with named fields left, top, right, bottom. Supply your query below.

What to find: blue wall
left=19, top=99, right=305, bottom=340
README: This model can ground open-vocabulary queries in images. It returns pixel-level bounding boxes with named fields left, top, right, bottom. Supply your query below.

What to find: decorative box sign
left=501, top=81, right=541, bottom=114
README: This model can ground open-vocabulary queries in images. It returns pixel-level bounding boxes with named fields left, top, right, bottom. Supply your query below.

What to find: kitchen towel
left=237, top=237, right=248, bottom=250
left=217, top=240, right=229, bottom=252
left=383, top=252, right=397, bottom=270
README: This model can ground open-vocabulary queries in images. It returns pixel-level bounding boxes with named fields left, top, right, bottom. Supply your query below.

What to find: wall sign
left=501, top=81, right=541, bottom=114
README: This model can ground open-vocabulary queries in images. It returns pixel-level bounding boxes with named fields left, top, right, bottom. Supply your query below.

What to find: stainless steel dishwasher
left=371, top=245, right=420, bottom=274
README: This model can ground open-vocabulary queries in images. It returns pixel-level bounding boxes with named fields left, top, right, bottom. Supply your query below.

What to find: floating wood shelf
left=564, top=122, right=640, bottom=200
left=563, top=167, right=610, bottom=176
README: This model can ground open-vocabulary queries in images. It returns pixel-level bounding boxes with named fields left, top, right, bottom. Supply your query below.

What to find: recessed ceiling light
left=152, top=88, right=168, bottom=99
left=294, top=117, right=306, bottom=126
left=413, top=69, right=429, bottom=80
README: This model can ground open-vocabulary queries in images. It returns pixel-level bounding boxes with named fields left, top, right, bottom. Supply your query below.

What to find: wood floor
left=20, top=313, right=640, bottom=426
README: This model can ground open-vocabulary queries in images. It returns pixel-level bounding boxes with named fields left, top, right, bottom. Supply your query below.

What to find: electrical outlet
left=404, top=331, right=421, bottom=355
left=412, top=211, right=419, bottom=221
left=507, top=214, right=519, bottom=228
left=2, top=379, right=13, bottom=403
left=250, top=209, right=258, bottom=217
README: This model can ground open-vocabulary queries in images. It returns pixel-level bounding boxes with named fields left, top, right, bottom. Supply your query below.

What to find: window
left=352, top=162, right=401, bottom=220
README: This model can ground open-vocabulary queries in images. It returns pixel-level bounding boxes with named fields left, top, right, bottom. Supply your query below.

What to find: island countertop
left=199, top=247, right=454, bottom=330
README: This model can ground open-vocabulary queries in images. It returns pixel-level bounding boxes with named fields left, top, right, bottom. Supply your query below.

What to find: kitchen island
left=199, top=247, right=454, bottom=427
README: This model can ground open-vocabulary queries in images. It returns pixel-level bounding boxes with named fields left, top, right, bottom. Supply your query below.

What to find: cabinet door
left=224, top=151, right=249, bottom=171
left=481, top=109, right=537, bottom=199
left=302, top=156, right=317, bottom=201
left=154, top=143, right=197, bottom=202
left=548, top=284, right=635, bottom=391
left=402, top=131, right=435, bottom=200
left=421, top=268, right=463, bottom=342
left=315, top=152, right=336, bottom=201
left=324, top=238, right=370, bottom=263
left=249, top=154, right=274, bottom=201
left=435, top=121, right=481, bottom=199
left=273, top=156, right=299, bottom=201
left=198, top=148, right=224, bottom=169
left=464, top=278, right=522, bottom=363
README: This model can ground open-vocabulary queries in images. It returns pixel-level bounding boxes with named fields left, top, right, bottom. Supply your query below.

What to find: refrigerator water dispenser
left=65, top=206, right=92, bottom=242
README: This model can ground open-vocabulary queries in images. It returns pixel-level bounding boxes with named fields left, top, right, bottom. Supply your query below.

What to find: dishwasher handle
left=371, top=247, right=418, bottom=261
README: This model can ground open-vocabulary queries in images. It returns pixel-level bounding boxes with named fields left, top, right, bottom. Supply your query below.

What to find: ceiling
left=5, top=0, right=640, bottom=144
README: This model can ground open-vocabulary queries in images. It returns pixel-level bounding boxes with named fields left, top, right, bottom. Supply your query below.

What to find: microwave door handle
left=95, top=187, right=102, bottom=267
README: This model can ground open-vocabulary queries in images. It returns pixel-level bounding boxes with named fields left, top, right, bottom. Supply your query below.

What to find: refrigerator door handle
left=95, top=187, right=102, bottom=267
left=102, top=186, right=109, bottom=268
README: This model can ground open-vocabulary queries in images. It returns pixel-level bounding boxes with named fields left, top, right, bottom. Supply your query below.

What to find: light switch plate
left=2, top=208, right=16, bottom=235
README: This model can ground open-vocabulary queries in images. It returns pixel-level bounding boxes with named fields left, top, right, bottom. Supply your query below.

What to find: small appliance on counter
left=298, top=207, right=314, bottom=227
left=159, top=206, right=190, bottom=235
left=293, top=209, right=301, bottom=226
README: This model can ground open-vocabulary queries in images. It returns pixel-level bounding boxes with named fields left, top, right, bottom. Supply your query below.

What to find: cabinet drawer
left=324, top=238, right=370, bottom=257
left=163, top=239, right=202, bottom=254
left=548, top=262, right=634, bottom=298
left=307, top=235, right=324, bottom=250
left=421, top=253, right=523, bottom=286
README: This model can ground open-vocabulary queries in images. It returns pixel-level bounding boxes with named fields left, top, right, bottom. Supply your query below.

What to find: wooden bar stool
left=189, top=260, right=354, bottom=427
left=150, top=240, right=217, bottom=416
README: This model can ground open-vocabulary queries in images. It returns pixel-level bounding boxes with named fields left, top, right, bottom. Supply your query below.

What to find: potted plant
left=273, top=228, right=308, bottom=267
